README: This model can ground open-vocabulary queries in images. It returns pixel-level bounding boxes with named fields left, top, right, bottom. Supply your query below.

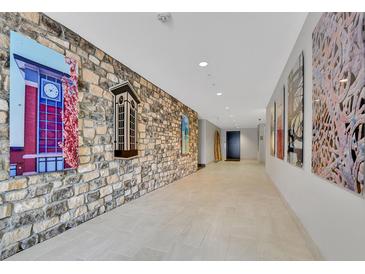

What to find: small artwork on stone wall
left=276, top=87, right=285, bottom=160
left=312, top=12, right=365, bottom=196
left=181, top=114, right=189, bottom=155
left=9, top=31, right=79, bottom=177
left=270, top=102, right=276, bottom=157
left=287, top=52, right=304, bottom=167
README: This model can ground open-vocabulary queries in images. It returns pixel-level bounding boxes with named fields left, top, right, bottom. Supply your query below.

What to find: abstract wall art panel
left=270, top=102, right=276, bottom=157
left=287, top=52, right=304, bottom=167
left=181, top=114, right=189, bottom=155
left=312, top=13, right=365, bottom=196
left=276, top=87, right=285, bottom=160
left=10, top=31, right=79, bottom=177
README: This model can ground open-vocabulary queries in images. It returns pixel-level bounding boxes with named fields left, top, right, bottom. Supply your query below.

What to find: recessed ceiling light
left=229, top=114, right=234, bottom=118
left=225, top=106, right=230, bottom=110
left=339, top=78, right=348, bottom=83
left=216, top=92, right=223, bottom=96
left=199, top=61, right=208, bottom=67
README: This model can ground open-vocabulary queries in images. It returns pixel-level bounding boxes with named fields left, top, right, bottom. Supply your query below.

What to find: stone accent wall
left=0, top=13, right=198, bottom=260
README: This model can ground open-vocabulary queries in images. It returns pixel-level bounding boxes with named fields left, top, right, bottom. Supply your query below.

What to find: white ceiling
left=47, top=12, right=307, bottom=129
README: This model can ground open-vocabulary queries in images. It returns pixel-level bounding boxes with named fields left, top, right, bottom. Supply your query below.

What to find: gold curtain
left=214, top=130, right=222, bottom=162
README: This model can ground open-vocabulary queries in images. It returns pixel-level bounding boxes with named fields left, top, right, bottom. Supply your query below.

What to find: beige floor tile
left=7, top=161, right=320, bottom=261
left=133, top=247, right=166, bottom=261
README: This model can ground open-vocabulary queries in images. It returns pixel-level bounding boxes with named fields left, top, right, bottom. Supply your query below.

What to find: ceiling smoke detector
left=199, top=61, right=208, bottom=67
left=157, top=13, right=171, bottom=23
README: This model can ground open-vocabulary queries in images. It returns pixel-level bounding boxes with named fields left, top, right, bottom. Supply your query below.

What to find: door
left=226, top=131, right=240, bottom=160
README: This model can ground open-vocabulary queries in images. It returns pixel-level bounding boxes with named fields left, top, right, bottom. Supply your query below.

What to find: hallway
left=8, top=161, right=320, bottom=261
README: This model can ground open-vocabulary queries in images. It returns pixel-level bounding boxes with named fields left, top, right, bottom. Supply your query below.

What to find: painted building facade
left=10, top=55, right=69, bottom=176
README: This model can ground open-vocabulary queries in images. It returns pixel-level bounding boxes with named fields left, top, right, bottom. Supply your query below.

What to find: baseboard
left=225, top=158, right=240, bottom=161
left=265, top=172, right=324, bottom=261
left=197, top=163, right=206, bottom=170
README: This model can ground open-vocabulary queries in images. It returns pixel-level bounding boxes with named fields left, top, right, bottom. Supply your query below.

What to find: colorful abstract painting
left=276, top=87, right=285, bottom=160
left=312, top=13, right=365, bottom=196
left=10, top=31, right=79, bottom=177
left=270, top=102, right=276, bottom=157
left=287, top=52, right=304, bottom=167
left=181, top=115, right=189, bottom=155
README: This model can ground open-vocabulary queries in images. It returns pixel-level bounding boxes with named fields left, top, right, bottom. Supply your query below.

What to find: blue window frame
left=38, top=157, right=64, bottom=173
left=37, top=74, right=64, bottom=173
left=10, top=164, right=17, bottom=177
left=38, top=75, right=63, bottom=154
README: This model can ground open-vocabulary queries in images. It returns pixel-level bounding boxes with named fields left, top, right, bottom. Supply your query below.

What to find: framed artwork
left=181, top=114, right=189, bottom=155
left=270, top=102, right=276, bottom=157
left=287, top=52, right=304, bottom=167
left=276, top=87, right=285, bottom=160
left=312, top=13, right=365, bottom=196
left=9, top=31, right=79, bottom=177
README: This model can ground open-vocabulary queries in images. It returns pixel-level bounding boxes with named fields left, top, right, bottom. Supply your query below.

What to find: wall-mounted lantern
left=110, top=81, right=140, bottom=158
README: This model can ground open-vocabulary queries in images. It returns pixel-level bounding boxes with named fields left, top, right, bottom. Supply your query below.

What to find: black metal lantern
left=109, top=81, right=140, bottom=158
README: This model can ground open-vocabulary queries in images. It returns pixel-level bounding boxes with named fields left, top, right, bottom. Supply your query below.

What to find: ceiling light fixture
left=216, top=92, right=223, bottom=96
left=225, top=106, right=230, bottom=110
left=199, top=61, right=208, bottom=67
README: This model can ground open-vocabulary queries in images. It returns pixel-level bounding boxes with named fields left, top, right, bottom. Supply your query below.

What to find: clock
left=43, top=82, right=59, bottom=99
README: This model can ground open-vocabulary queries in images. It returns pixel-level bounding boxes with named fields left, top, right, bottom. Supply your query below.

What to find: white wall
left=198, top=119, right=221, bottom=165
left=266, top=13, right=365, bottom=260
left=258, top=123, right=266, bottom=163
left=205, top=120, right=219, bottom=164
left=198, top=119, right=205, bottom=164
left=221, top=128, right=258, bottom=160
left=242, top=128, right=258, bottom=160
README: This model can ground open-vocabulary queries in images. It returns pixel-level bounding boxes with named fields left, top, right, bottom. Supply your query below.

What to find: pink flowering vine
left=59, top=57, right=79, bottom=168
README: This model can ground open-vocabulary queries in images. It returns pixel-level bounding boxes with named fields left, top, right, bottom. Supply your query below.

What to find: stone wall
left=0, top=13, right=198, bottom=260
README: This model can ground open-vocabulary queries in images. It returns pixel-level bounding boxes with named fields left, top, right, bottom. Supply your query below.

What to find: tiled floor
left=7, top=161, right=321, bottom=260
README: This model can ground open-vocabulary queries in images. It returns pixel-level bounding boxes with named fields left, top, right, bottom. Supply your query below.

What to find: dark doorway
left=226, top=131, right=240, bottom=161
